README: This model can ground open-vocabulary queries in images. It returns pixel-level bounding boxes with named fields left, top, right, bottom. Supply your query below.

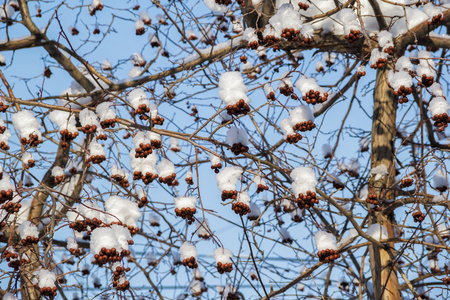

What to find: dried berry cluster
left=60, top=130, right=79, bottom=149
left=266, top=91, right=276, bottom=100
left=302, top=90, right=328, bottom=104
left=298, top=2, right=309, bottom=10
left=135, top=143, right=153, bottom=158
left=215, top=0, right=232, bottom=4
left=211, top=163, right=222, bottom=174
left=81, top=124, right=97, bottom=134
left=281, top=235, right=293, bottom=244
left=111, top=175, right=130, bottom=188
left=93, top=247, right=123, bottom=266
left=133, top=171, right=158, bottom=185
left=21, top=235, right=39, bottom=246
left=286, top=133, right=303, bottom=144
left=316, top=65, right=325, bottom=73
left=138, top=196, right=149, bottom=208
left=226, top=99, right=250, bottom=116
left=152, top=116, right=165, bottom=126
left=394, top=85, right=412, bottom=104
left=302, top=37, right=313, bottom=45
left=281, top=28, right=300, bottom=42
left=263, top=35, right=280, bottom=46
left=182, top=256, right=198, bottom=269
left=86, top=154, right=106, bottom=164
left=293, top=121, right=316, bottom=132
left=100, top=119, right=116, bottom=129
left=216, top=262, right=233, bottom=274
left=428, top=14, right=443, bottom=25
left=295, top=191, right=318, bottom=209
left=435, top=184, right=448, bottom=193
left=432, top=113, right=450, bottom=132
left=134, top=104, right=150, bottom=118
left=69, top=247, right=85, bottom=256
left=240, top=55, right=247, bottom=63
left=69, top=218, right=103, bottom=233
left=400, top=177, right=414, bottom=188
left=256, top=184, right=269, bottom=193
left=175, top=207, right=196, bottom=224
left=159, top=173, right=179, bottom=186
left=89, top=2, right=103, bottom=15
left=38, top=286, right=57, bottom=298
left=221, top=190, right=238, bottom=201
left=186, top=176, right=194, bottom=185
left=419, top=74, right=434, bottom=87
left=230, top=143, right=249, bottom=155
left=1, top=201, right=21, bottom=213
left=317, top=249, right=341, bottom=263
left=412, top=210, right=425, bottom=223
left=292, top=214, right=304, bottom=223
left=279, top=84, right=294, bottom=97
left=0, top=188, right=13, bottom=204
left=370, top=57, right=387, bottom=69
left=0, top=141, right=9, bottom=150
left=2, top=248, right=19, bottom=269
left=112, top=265, right=131, bottom=291
left=345, top=29, right=361, bottom=43
left=71, top=28, right=79, bottom=35
left=231, top=202, right=251, bottom=215
left=136, top=27, right=145, bottom=36
left=21, top=134, right=43, bottom=148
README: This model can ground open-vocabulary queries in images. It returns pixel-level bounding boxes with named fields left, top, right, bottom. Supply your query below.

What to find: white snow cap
left=49, top=111, right=77, bottom=133
left=111, top=164, right=128, bottom=178
left=367, top=224, right=388, bottom=241
left=243, top=28, right=258, bottom=43
left=3, top=293, right=19, bottom=300
left=101, top=59, right=112, bottom=70
left=196, top=218, right=210, bottom=238
left=289, top=105, right=314, bottom=124
left=428, top=97, right=450, bottom=116
left=279, top=227, right=293, bottom=241
left=214, top=247, right=233, bottom=264
left=156, top=158, right=175, bottom=178
left=247, top=202, right=261, bottom=219
left=79, top=108, right=100, bottom=128
left=22, top=152, right=34, bottom=164
left=204, top=0, right=228, bottom=13
left=67, top=201, right=105, bottom=223
left=88, top=139, right=105, bottom=157
left=33, top=269, right=56, bottom=288
left=433, top=168, right=447, bottom=189
left=180, top=242, right=198, bottom=260
left=377, top=30, right=393, bottom=48
left=129, top=88, right=150, bottom=109
left=369, top=164, right=389, bottom=181
left=210, top=153, right=221, bottom=165
left=296, top=76, right=326, bottom=96
left=315, top=231, right=338, bottom=251
left=18, top=220, right=38, bottom=239
left=388, top=70, right=413, bottom=91
left=216, top=166, right=243, bottom=191
left=12, top=110, right=42, bottom=140
left=337, top=8, right=360, bottom=35
left=370, top=49, right=388, bottom=66
left=174, top=196, right=197, bottom=209
left=90, top=226, right=131, bottom=254
left=280, top=118, right=295, bottom=137
left=291, top=167, right=317, bottom=196
left=395, top=56, right=414, bottom=72
left=227, top=127, right=249, bottom=145
left=67, top=236, right=78, bottom=249
left=51, top=166, right=64, bottom=177
left=236, top=191, right=250, bottom=205
left=170, top=137, right=180, bottom=150
left=264, top=4, right=302, bottom=39
left=105, top=196, right=141, bottom=227
left=219, top=72, right=250, bottom=106
left=96, top=102, right=116, bottom=121
left=129, top=150, right=157, bottom=175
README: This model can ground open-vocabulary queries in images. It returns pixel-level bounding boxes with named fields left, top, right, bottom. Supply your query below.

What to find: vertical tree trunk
left=369, top=67, right=401, bottom=300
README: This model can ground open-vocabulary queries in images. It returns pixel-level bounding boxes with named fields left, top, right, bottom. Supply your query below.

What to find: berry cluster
left=135, top=143, right=153, bottom=158
left=366, top=193, right=378, bottom=205
left=211, top=163, right=222, bottom=174
left=435, top=184, right=448, bottom=193
left=24, top=159, right=35, bottom=169
left=247, top=41, right=259, bottom=50
left=230, top=143, right=249, bottom=155
left=412, top=210, right=425, bottom=223
left=317, top=249, right=341, bottom=263
left=69, top=247, right=85, bottom=257
left=400, top=177, right=414, bottom=188
left=293, top=121, right=316, bottom=132
left=357, top=70, right=366, bottom=78
left=395, top=87, right=412, bottom=104
left=1, top=201, right=21, bottom=213
left=133, top=171, right=158, bottom=185
left=0, top=140, right=9, bottom=150
left=345, top=29, right=361, bottom=43
left=93, top=247, right=123, bottom=266
left=240, top=55, right=247, bottom=63
left=71, top=28, right=79, bottom=35
left=21, top=134, right=43, bottom=148
left=136, top=27, right=145, bottom=36
left=186, top=176, right=194, bottom=185
left=419, top=74, right=434, bottom=87
left=100, top=119, right=116, bottom=129
left=60, top=130, right=79, bottom=149
left=69, top=218, right=103, bottom=233
left=215, top=0, right=232, bottom=5
left=266, top=91, right=276, bottom=100
left=96, top=133, right=107, bottom=141
left=0, top=188, right=13, bottom=204
left=138, top=196, right=149, bottom=208
left=152, top=115, right=165, bottom=126
left=151, top=139, right=162, bottom=149
left=281, top=235, right=293, bottom=244
left=134, top=104, right=150, bottom=118
left=432, top=113, right=450, bottom=132
left=285, top=133, right=303, bottom=144
left=292, top=214, right=304, bottom=223
left=182, top=256, right=198, bottom=269
left=316, top=65, right=325, bottom=73
left=263, top=35, right=280, bottom=46
left=221, top=190, right=238, bottom=201
left=298, top=2, right=309, bottom=10
left=256, top=184, right=269, bottom=193
left=383, top=46, right=395, bottom=56
left=281, top=28, right=300, bottom=42
left=0, top=102, right=7, bottom=112
left=81, top=124, right=97, bottom=134
left=2, top=248, right=19, bottom=269
left=302, top=37, right=313, bottom=45
left=295, top=191, right=318, bottom=209
left=231, top=202, right=251, bottom=215
left=86, top=154, right=106, bottom=164
left=38, top=286, right=57, bottom=298
left=428, top=14, right=443, bottom=25
left=175, top=207, right=196, bottom=224
left=93, top=28, right=100, bottom=35
left=332, top=181, right=344, bottom=190
left=112, top=265, right=131, bottom=291
left=226, top=99, right=250, bottom=116
left=89, top=2, right=103, bottom=15
left=370, top=57, right=387, bottom=69
left=302, top=90, right=328, bottom=104
left=21, top=235, right=39, bottom=246
left=111, top=174, right=130, bottom=188
left=159, top=173, right=178, bottom=186
left=217, top=262, right=233, bottom=274
left=279, top=84, right=294, bottom=97
left=444, top=276, right=450, bottom=285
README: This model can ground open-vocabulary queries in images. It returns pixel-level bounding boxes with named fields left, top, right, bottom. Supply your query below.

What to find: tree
left=1, top=0, right=450, bottom=299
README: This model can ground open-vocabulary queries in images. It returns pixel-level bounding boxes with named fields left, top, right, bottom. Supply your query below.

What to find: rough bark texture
left=369, top=67, right=401, bottom=300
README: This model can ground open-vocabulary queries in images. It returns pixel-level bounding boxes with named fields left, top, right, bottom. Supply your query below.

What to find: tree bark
left=369, top=67, right=401, bottom=300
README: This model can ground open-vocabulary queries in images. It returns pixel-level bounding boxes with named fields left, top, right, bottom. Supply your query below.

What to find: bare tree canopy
left=1, top=0, right=450, bottom=299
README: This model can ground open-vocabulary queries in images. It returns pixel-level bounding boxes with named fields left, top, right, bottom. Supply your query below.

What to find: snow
left=0, top=4, right=14, bottom=19
left=51, top=166, right=64, bottom=177
left=67, top=201, right=105, bottom=223
left=170, top=137, right=180, bottom=150
left=236, top=191, right=250, bottom=205
left=216, top=166, right=243, bottom=191
left=243, top=28, right=258, bottom=43
left=139, top=11, right=151, bottom=23
left=67, top=236, right=78, bottom=249
left=280, top=118, right=295, bottom=137
left=369, top=49, right=388, bottom=67
left=433, top=168, right=447, bottom=189
left=101, top=59, right=112, bottom=70
left=88, top=139, right=105, bottom=157
left=219, top=72, right=250, bottom=106
left=135, top=19, right=144, bottom=30
left=91, top=227, right=123, bottom=254
left=247, top=202, right=261, bottom=219
left=49, top=111, right=77, bottom=133
left=291, top=166, right=317, bottom=196
left=129, top=88, right=150, bottom=109
left=196, top=218, right=210, bottom=238
left=18, top=220, right=38, bottom=239
left=429, top=83, right=444, bottom=97
left=129, top=150, right=157, bottom=174
left=226, top=127, right=249, bottom=146
left=22, top=152, right=34, bottom=165
left=156, top=159, right=175, bottom=178
left=3, top=293, right=19, bottom=300
left=322, top=144, right=332, bottom=157
left=423, top=3, right=443, bottom=21
left=214, top=247, right=232, bottom=264
left=428, top=97, right=450, bottom=116
left=337, top=8, right=360, bottom=35
left=105, top=196, right=141, bottom=227
left=96, top=102, right=116, bottom=121
left=367, top=224, right=388, bottom=241
left=265, top=4, right=302, bottom=39
left=377, top=30, right=393, bottom=48
left=388, top=70, right=413, bottom=91
left=111, top=164, right=128, bottom=178
left=289, top=105, right=314, bottom=124
left=128, top=66, right=143, bottom=78
left=369, top=164, right=389, bottom=181
left=180, top=242, right=197, bottom=260
left=204, top=0, right=228, bottom=13
left=279, top=228, right=293, bottom=242
left=12, top=110, right=42, bottom=140
left=339, top=229, right=358, bottom=246
left=33, top=269, right=56, bottom=288
left=296, top=76, right=326, bottom=96
left=395, top=56, right=414, bottom=72
left=174, top=196, right=196, bottom=209
left=315, top=231, right=337, bottom=251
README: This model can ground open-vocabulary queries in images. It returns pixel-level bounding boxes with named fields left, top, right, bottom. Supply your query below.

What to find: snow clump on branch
left=291, top=166, right=318, bottom=209
left=216, top=166, right=243, bottom=201
left=315, top=231, right=340, bottom=263
left=219, top=71, right=251, bottom=116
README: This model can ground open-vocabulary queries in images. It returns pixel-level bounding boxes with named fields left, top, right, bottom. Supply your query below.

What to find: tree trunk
left=369, top=67, right=401, bottom=300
